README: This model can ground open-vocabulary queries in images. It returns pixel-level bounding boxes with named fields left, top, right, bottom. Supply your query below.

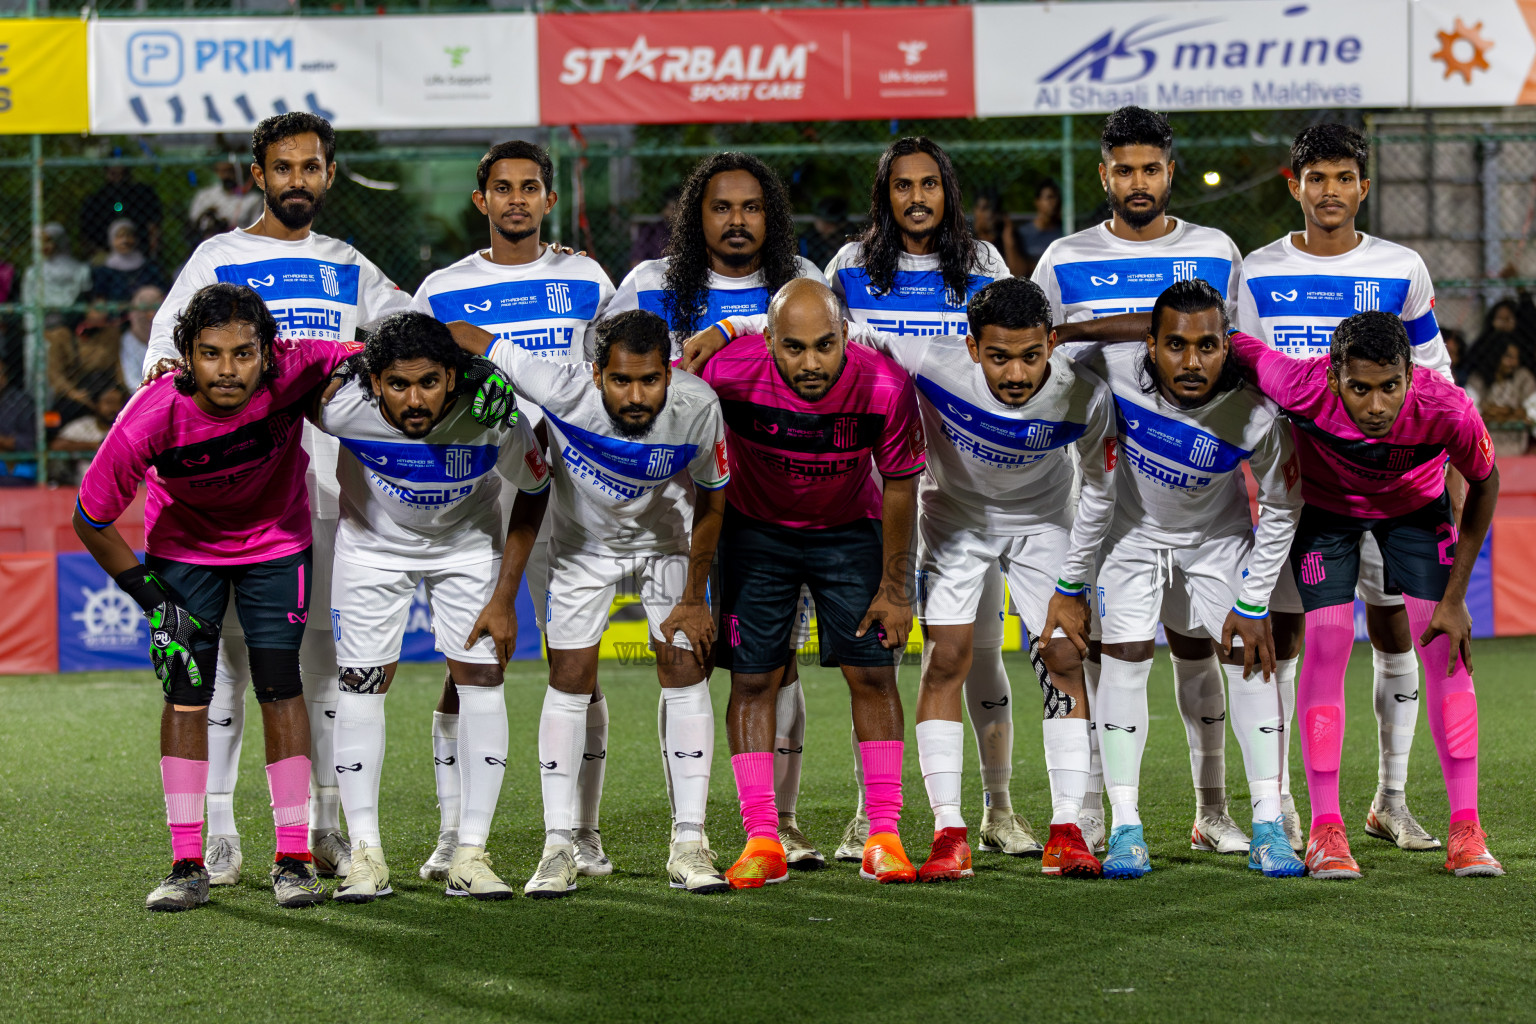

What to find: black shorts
left=146, top=547, right=313, bottom=651
left=716, top=507, right=896, bottom=673
left=1289, top=495, right=1455, bottom=612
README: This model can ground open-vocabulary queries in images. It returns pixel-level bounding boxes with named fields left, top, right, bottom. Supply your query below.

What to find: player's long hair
left=349, top=312, right=475, bottom=400
left=1140, top=279, right=1246, bottom=398
left=661, top=152, right=800, bottom=336
left=859, top=137, right=980, bottom=303
left=171, top=283, right=280, bottom=397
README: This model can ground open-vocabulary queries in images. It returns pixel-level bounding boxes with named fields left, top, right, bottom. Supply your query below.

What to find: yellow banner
left=0, top=19, right=86, bottom=134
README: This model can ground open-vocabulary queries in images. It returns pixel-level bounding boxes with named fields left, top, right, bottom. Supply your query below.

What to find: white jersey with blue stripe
left=826, top=240, right=1010, bottom=337
left=1056, top=343, right=1301, bottom=610
left=145, top=227, right=413, bottom=519
left=1236, top=232, right=1452, bottom=379
left=484, top=337, right=729, bottom=557
left=1032, top=219, right=1242, bottom=323
left=609, top=256, right=826, bottom=356
left=410, top=246, right=615, bottom=365
left=321, top=376, right=549, bottom=571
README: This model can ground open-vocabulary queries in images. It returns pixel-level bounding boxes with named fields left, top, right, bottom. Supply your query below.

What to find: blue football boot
left=1101, top=824, right=1152, bottom=879
left=1248, top=818, right=1307, bottom=877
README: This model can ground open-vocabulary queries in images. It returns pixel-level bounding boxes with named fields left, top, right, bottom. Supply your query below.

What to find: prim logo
left=1025, top=422, right=1056, bottom=449
left=546, top=282, right=573, bottom=316
left=1173, top=261, right=1197, bottom=282
left=1090, top=273, right=1120, bottom=287
left=444, top=447, right=474, bottom=480
left=319, top=264, right=340, bottom=298
left=1271, top=289, right=1298, bottom=302
left=1354, top=280, right=1380, bottom=312
left=1189, top=434, right=1220, bottom=469
left=832, top=416, right=860, bottom=449
left=646, top=447, right=676, bottom=478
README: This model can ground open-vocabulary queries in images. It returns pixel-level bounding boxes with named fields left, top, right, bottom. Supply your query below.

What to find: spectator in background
left=0, top=358, right=37, bottom=487
left=799, top=195, right=848, bottom=268
left=118, top=284, right=161, bottom=387
left=79, top=165, right=162, bottom=260
left=188, top=158, right=263, bottom=237
left=1467, top=338, right=1536, bottom=457
left=50, top=382, right=125, bottom=485
left=91, top=220, right=166, bottom=303
left=1018, top=178, right=1064, bottom=275
left=631, top=184, right=681, bottom=269
left=1443, top=327, right=1469, bottom=386
left=971, top=189, right=1027, bottom=277
left=22, top=223, right=92, bottom=355
left=47, top=298, right=123, bottom=427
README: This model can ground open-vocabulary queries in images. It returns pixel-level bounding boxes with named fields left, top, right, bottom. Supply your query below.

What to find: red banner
left=539, top=8, right=974, bottom=125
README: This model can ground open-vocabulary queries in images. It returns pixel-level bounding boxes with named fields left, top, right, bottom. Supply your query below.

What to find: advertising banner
left=974, top=0, right=1408, bottom=116
left=538, top=7, right=973, bottom=125
left=0, top=19, right=87, bottom=135
left=89, top=14, right=539, bottom=134
left=1411, top=0, right=1536, bottom=107
left=56, top=550, right=145, bottom=673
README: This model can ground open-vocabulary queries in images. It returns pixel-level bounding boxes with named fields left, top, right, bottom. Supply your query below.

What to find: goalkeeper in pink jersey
left=1227, top=311, right=1504, bottom=878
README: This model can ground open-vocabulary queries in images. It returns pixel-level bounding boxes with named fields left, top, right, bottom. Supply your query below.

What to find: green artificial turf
left=1, top=639, right=1533, bottom=1023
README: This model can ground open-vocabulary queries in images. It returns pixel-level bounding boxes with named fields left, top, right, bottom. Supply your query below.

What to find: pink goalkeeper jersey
left=1228, top=330, right=1494, bottom=517
left=77, top=337, right=355, bottom=564
left=699, top=334, right=925, bottom=529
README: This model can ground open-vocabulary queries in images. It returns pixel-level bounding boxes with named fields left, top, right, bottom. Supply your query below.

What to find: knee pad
left=1303, top=705, right=1342, bottom=772
left=338, top=665, right=388, bottom=694
left=165, top=642, right=219, bottom=707
left=1442, top=691, right=1479, bottom=759
left=248, top=646, right=303, bottom=704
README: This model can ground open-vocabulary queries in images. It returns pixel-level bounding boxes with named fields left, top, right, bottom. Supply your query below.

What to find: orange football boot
left=1041, top=823, right=1103, bottom=878
left=860, top=831, right=917, bottom=884
left=1445, top=820, right=1504, bottom=877
left=725, top=836, right=788, bottom=889
left=1304, top=821, right=1362, bottom=880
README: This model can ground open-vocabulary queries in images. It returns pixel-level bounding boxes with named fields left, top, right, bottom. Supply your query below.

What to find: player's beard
left=1109, top=185, right=1170, bottom=231
left=265, top=185, right=325, bottom=230
left=493, top=222, right=538, bottom=245
left=776, top=354, right=847, bottom=402
left=605, top=392, right=668, bottom=438
left=710, top=228, right=760, bottom=270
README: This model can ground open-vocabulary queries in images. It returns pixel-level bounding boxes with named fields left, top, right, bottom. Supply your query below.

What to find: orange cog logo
left=1432, top=17, right=1493, bottom=83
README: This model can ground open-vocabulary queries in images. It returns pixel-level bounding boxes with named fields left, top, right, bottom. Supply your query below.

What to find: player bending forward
left=1227, top=313, right=1504, bottom=878
left=1045, top=279, right=1307, bottom=880
left=75, top=283, right=353, bottom=911
left=315, top=312, right=549, bottom=902
left=455, top=310, right=732, bottom=898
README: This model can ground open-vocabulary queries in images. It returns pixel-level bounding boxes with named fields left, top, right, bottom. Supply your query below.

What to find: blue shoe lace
left=1249, top=819, right=1306, bottom=877
left=1103, top=825, right=1150, bottom=877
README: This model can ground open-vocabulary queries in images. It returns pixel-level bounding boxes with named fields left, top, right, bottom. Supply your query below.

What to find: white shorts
left=918, top=516, right=1066, bottom=642
left=1098, top=532, right=1250, bottom=644
left=331, top=557, right=501, bottom=666
left=527, top=538, right=551, bottom=633
left=544, top=540, right=693, bottom=651
left=1265, top=530, right=1400, bottom=616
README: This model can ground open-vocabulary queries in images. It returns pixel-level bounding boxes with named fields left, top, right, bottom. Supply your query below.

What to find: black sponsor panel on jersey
left=719, top=399, right=884, bottom=454
left=150, top=397, right=309, bottom=479
left=1288, top=413, right=1446, bottom=475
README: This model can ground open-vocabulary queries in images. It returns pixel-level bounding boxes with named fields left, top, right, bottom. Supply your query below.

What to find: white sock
left=963, top=646, right=1013, bottom=813
left=1372, top=647, right=1420, bottom=804
left=916, top=718, right=965, bottom=831
left=849, top=722, right=867, bottom=820
left=1097, top=655, right=1151, bottom=829
left=773, top=680, right=806, bottom=818
left=1276, top=656, right=1297, bottom=804
left=301, top=669, right=340, bottom=834
left=663, top=681, right=714, bottom=829
left=205, top=639, right=249, bottom=837
left=333, top=690, right=387, bottom=849
left=574, top=694, right=608, bottom=831
left=431, top=711, right=460, bottom=832
left=1172, top=652, right=1227, bottom=813
left=1042, top=717, right=1091, bottom=825
left=539, top=687, right=590, bottom=839
left=1083, top=656, right=1104, bottom=818
left=456, top=685, right=507, bottom=848
left=1223, top=663, right=1284, bottom=822
left=657, top=691, right=676, bottom=817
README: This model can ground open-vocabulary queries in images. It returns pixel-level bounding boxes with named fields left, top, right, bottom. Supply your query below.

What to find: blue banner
left=57, top=550, right=151, bottom=672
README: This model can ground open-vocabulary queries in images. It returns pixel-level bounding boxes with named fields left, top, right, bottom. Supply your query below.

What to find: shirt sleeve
left=824, top=247, right=849, bottom=306
left=1404, top=257, right=1453, bottom=382
left=1443, top=389, right=1497, bottom=483
left=874, top=370, right=926, bottom=479
left=485, top=335, right=565, bottom=408
left=1235, top=266, right=1263, bottom=338
left=581, top=265, right=618, bottom=363
left=76, top=408, right=154, bottom=527
left=356, top=256, right=411, bottom=327
left=685, top=394, right=730, bottom=491
left=979, top=240, right=1012, bottom=281
left=844, top=321, right=924, bottom=376
left=407, top=281, right=434, bottom=315
left=1030, top=242, right=1064, bottom=325
left=1223, top=235, right=1243, bottom=323
left=144, top=248, right=219, bottom=374
left=1226, top=330, right=1317, bottom=413
left=1057, top=371, right=1118, bottom=591
left=796, top=257, right=830, bottom=287
left=1238, top=413, right=1303, bottom=614
left=608, top=267, right=641, bottom=315
left=499, top=415, right=552, bottom=495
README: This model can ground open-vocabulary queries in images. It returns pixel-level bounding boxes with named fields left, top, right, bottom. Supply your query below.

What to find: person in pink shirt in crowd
left=1226, top=310, right=1505, bottom=880
left=72, top=282, right=355, bottom=913
left=688, top=277, right=927, bottom=889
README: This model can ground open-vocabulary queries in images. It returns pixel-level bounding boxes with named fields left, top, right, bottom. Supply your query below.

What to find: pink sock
left=1405, top=597, right=1480, bottom=825
left=859, top=740, right=904, bottom=836
left=161, top=756, right=208, bottom=863
left=266, top=755, right=312, bottom=861
left=731, top=752, right=778, bottom=841
left=1298, top=603, right=1354, bottom=830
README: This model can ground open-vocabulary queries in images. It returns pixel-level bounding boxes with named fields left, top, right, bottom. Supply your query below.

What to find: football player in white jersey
left=453, top=310, right=732, bottom=898
left=699, top=277, right=1115, bottom=880
left=1037, top=106, right=1250, bottom=856
left=313, top=312, right=549, bottom=902
left=143, top=112, right=412, bottom=885
left=1239, top=123, right=1455, bottom=853
left=410, top=140, right=616, bottom=882
left=817, top=138, right=1039, bottom=864
left=1044, top=279, right=1307, bottom=880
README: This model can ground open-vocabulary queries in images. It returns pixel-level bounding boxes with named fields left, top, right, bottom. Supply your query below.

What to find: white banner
left=1411, top=0, right=1536, bottom=107
left=89, top=14, right=539, bottom=133
left=975, top=0, right=1408, bottom=117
